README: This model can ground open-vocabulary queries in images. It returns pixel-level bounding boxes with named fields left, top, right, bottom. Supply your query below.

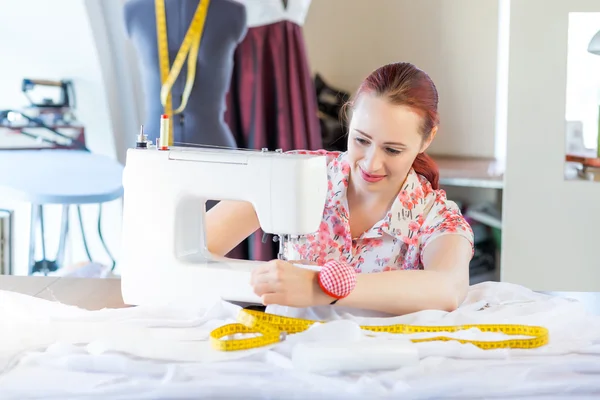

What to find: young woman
left=206, top=62, right=474, bottom=316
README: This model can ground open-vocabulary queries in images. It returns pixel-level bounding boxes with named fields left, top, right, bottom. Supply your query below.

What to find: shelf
left=566, top=153, right=600, bottom=168
left=431, top=155, right=504, bottom=189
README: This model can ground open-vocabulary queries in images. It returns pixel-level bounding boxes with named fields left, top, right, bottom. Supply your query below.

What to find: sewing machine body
left=120, top=146, right=328, bottom=307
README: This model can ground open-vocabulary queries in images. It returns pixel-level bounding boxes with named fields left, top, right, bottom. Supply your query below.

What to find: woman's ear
left=420, top=126, right=438, bottom=153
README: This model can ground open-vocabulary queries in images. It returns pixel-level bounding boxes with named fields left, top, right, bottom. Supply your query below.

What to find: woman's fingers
left=250, top=260, right=279, bottom=284
left=252, top=279, right=284, bottom=296
left=261, top=293, right=285, bottom=305
left=251, top=260, right=285, bottom=294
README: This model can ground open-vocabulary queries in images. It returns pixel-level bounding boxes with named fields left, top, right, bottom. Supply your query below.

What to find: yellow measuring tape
left=210, top=309, right=549, bottom=352
left=155, top=0, right=210, bottom=146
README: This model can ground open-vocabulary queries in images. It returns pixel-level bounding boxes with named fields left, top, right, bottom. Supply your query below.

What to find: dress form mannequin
left=124, top=0, right=247, bottom=147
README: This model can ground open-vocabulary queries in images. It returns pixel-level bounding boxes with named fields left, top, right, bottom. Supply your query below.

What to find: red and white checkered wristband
left=317, top=260, right=357, bottom=303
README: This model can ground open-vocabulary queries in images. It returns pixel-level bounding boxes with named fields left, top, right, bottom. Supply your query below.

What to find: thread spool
left=159, top=114, right=170, bottom=150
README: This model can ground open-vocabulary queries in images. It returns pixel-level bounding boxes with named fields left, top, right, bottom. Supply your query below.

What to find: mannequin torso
left=124, top=0, right=246, bottom=147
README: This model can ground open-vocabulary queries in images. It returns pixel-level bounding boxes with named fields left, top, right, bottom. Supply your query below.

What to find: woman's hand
left=250, top=259, right=334, bottom=307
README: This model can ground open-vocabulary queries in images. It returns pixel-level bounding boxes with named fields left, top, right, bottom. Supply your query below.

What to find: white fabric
left=1, top=281, right=600, bottom=399
left=233, top=0, right=312, bottom=27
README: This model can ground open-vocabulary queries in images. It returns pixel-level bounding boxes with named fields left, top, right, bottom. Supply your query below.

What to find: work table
left=0, top=275, right=127, bottom=310
left=1, top=276, right=599, bottom=316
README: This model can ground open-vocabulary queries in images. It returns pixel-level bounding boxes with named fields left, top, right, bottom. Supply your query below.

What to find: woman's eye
left=355, top=137, right=369, bottom=145
left=386, top=148, right=401, bottom=155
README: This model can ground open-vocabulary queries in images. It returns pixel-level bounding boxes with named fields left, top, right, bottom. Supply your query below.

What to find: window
left=565, top=13, right=600, bottom=151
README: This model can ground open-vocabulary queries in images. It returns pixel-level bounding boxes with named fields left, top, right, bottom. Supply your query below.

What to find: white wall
left=0, top=0, right=133, bottom=275
left=303, top=0, right=502, bottom=159
left=502, top=0, right=600, bottom=291
left=0, top=1, right=116, bottom=158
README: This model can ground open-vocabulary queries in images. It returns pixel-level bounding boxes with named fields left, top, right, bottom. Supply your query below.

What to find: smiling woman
left=206, top=62, right=474, bottom=317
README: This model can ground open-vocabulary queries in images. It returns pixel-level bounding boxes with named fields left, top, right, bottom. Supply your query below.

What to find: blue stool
left=0, top=149, right=124, bottom=274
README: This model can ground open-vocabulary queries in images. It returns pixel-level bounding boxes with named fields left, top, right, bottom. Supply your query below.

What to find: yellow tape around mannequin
left=155, top=0, right=210, bottom=146
left=210, top=309, right=549, bottom=352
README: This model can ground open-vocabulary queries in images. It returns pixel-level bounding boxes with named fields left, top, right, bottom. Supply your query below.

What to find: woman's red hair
left=343, top=62, right=440, bottom=189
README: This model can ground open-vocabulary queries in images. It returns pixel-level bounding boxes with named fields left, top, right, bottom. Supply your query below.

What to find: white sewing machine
left=119, top=143, right=328, bottom=307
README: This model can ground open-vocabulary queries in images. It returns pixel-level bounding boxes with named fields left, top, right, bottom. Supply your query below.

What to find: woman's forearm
left=334, top=269, right=466, bottom=315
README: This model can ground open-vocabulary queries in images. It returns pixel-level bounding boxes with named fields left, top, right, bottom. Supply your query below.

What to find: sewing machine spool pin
left=136, top=125, right=148, bottom=149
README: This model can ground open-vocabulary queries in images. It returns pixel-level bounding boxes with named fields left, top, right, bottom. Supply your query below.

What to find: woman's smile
left=359, top=166, right=386, bottom=183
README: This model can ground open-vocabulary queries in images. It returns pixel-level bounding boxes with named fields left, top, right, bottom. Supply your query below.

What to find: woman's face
left=347, top=94, right=435, bottom=194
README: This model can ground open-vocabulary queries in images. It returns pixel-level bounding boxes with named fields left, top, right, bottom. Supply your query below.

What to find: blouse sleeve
left=418, top=191, right=475, bottom=259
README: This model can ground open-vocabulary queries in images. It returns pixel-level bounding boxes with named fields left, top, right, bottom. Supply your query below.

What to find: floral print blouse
left=283, top=150, right=474, bottom=273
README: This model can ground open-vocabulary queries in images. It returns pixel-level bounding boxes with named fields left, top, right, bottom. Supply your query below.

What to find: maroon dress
left=225, top=0, right=322, bottom=261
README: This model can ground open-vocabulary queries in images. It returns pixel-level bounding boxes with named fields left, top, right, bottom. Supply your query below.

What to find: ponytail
left=412, top=153, right=439, bottom=190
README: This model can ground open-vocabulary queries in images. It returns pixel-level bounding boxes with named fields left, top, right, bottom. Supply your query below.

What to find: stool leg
left=39, top=206, right=47, bottom=264
left=96, top=203, right=116, bottom=271
left=29, top=204, right=60, bottom=275
left=28, top=204, right=39, bottom=275
left=0, top=208, right=13, bottom=275
left=55, top=204, right=70, bottom=269
left=37, top=206, right=53, bottom=275
left=77, top=205, right=93, bottom=262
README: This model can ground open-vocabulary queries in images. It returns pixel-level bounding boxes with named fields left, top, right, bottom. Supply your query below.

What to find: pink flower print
left=333, top=221, right=346, bottom=237
left=313, top=240, right=324, bottom=253
left=362, top=241, right=375, bottom=253
left=343, top=251, right=354, bottom=262
left=328, top=180, right=333, bottom=192
left=382, top=265, right=397, bottom=272
left=346, top=236, right=353, bottom=246
left=413, top=186, right=424, bottom=201
left=318, top=251, right=327, bottom=263
left=416, top=214, right=425, bottom=225
left=353, top=256, right=365, bottom=270
left=375, top=256, right=390, bottom=267
left=318, top=221, right=330, bottom=241
left=440, top=223, right=458, bottom=233
left=341, top=163, right=350, bottom=176
left=296, top=243, right=308, bottom=255
left=408, top=221, right=420, bottom=232
left=326, top=238, right=338, bottom=251
left=379, top=221, right=390, bottom=232
left=403, top=235, right=419, bottom=246
left=368, top=239, right=384, bottom=248
left=399, top=190, right=410, bottom=204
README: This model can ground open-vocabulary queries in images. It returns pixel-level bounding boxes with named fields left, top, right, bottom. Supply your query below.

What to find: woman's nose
left=363, top=149, right=384, bottom=172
